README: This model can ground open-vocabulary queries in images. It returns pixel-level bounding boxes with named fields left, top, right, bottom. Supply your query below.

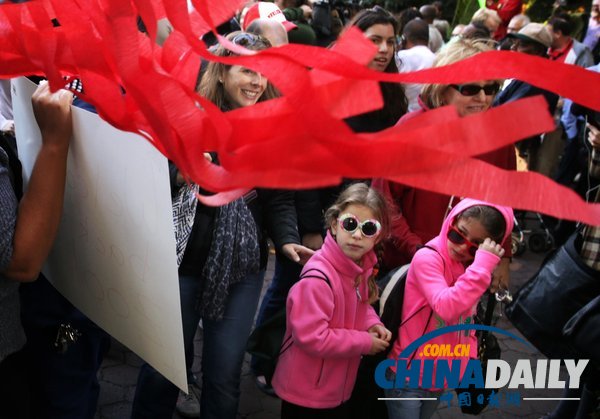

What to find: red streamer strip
left=1, top=0, right=599, bottom=226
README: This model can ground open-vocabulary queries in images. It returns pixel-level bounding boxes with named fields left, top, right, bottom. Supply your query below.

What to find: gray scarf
left=172, top=185, right=260, bottom=320
left=198, top=197, right=260, bottom=321
left=172, top=183, right=199, bottom=266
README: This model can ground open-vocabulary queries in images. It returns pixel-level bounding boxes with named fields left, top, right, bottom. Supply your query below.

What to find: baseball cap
left=242, top=2, right=297, bottom=32
left=508, top=22, right=553, bottom=49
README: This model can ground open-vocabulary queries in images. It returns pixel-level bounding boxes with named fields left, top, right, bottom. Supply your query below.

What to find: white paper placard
left=12, top=77, right=186, bottom=391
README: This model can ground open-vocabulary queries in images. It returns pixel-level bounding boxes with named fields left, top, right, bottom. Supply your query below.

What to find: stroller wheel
left=511, top=233, right=526, bottom=256
left=529, top=233, right=551, bottom=253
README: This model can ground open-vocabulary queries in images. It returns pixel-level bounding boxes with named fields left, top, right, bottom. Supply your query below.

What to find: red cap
left=242, top=2, right=297, bottom=32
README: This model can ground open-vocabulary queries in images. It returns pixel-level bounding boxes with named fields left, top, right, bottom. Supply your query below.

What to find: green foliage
left=526, top=0, right=556, bottom=22
left=452, top=0, right=480, bottom=26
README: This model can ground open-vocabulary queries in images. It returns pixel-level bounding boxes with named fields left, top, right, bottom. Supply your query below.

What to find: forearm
left=4, top=142, right=69, bottom=281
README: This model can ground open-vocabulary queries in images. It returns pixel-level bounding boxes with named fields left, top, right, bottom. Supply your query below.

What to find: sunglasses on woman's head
left=450, top=83, right=501, bottom=96
left=338, top=213, right=382, bottom=238
left=224, top=33, right=270, bottom=55
left=369, top=5, right=393, bottom=15
left=447, top=225, right=479, bottom=256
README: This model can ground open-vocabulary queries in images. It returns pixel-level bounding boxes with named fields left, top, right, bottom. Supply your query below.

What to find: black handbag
left=246, top=269, right=331, bottom=384
left=505, top=232, right=600, bottom=361
left=562, top=294, right=600, bottom=365
left=246, top=308, right=286, bottom=384
left=456, top=293, right=501, bottom=415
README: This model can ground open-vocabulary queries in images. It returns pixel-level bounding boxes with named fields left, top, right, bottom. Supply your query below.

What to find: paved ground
left=95, top=237, right=569, bottom=419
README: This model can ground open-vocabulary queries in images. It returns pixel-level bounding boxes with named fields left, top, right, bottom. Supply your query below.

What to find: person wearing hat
left=493, top=23, right=559, bottom=171
left=242, top=1, right=297, bottom=32
left=508, top=21, right=553, bottom=56
left=242, top=1, right=317, bottom=45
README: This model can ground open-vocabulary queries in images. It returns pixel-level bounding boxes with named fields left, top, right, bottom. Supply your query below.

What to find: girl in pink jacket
left=272, top=183, right=392, bottom=418
left=384, top=198, right=513, bottom=419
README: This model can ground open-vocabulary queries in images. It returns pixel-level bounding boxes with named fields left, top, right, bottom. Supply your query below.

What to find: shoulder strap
left=379, top=264, right=410, bottom=317
left=299, top=267, right=332, bottom=288
left=279, top=267, right=332, bottom=357
left=401, top=245, right=444, bottom=331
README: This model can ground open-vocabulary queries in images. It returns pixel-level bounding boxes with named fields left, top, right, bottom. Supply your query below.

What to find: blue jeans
left=384, top=369, right=442, bottom=419
left=131, top=270, right=265, bottom=419
left=251, top=252, right=302, bottom=375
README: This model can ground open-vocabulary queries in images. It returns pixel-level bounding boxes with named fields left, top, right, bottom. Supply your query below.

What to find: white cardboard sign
left=12, top=77, right=186, bottom=391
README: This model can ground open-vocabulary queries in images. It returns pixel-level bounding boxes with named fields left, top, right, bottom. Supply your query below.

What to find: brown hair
left=197, top=31, right=278, bottom=110
left=456, top=205, right=506, bottom=243
left=324, top=183, right=392, bottom=304
left=343, top=6, right=408, bottom=122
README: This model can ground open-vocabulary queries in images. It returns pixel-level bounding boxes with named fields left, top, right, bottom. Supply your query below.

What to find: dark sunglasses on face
left=450, top=83, right=501, bottom=97
left=338, top=213, right=382, bottom=238
left=447, top=225, right=480, bottom=257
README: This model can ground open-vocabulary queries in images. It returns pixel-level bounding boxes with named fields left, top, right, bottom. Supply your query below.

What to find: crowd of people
left=0, top=0, right=599, bottom=419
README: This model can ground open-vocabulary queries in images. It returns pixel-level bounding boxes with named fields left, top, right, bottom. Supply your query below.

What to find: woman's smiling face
left=442, top=81, right=497, bottom=116
left=222, top=65, right=267, bottom=108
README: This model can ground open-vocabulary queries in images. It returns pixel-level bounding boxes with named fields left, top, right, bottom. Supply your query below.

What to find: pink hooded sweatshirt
left=272, top=232, right=382, bottom=408
left=387, top=198, right=514, bottom=390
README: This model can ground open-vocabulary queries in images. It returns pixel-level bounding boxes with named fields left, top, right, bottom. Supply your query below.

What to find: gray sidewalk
left=95, top=248, right=566, bottom=419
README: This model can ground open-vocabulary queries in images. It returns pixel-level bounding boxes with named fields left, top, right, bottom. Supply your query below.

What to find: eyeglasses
left=447, top=225, right=480, bottom=256
left=450, top=83, right=501, bottom=97
left=338, top=213, right=382, bottom=238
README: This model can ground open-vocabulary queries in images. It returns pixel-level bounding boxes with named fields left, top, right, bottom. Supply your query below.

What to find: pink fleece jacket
left=387, top=198, right=514, bottom=390
left=272, top=232, right=382, bottom=408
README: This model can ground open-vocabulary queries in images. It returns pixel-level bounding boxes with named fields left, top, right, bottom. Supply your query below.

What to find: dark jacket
left=493, top=79, right=558, bottom=115
left=170, top=161, right=300, bottom=275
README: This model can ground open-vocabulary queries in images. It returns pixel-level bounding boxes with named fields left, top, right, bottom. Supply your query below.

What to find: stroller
left=511, top=212, right=555, bottom=256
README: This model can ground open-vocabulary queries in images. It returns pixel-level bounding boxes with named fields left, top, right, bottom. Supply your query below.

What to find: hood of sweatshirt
left=427, top=198, right=514, bottom=275
left=319, top=231, right=378, bottom=293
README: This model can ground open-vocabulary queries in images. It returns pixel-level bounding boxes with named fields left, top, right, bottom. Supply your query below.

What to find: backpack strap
left=298, top=267, right=332, bottom=289
left=400, top=244, right=445, bottom=327
left=379, top=264, right=410, bottom=317
left=403, top=245, right=443, bottom=364
left=279, top=267, right=332, bottom=356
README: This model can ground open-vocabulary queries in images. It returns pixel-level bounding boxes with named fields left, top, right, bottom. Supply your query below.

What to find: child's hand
left=479, top=238, right=505, bottom=258
left=368, top=324, right=392, bottom=342
left=369, top=335, right=390, bottom=355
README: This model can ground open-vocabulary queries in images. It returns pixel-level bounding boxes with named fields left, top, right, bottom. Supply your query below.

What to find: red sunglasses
left=447, top=225, right=480, bottom=257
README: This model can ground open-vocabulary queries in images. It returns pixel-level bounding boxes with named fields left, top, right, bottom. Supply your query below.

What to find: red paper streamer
left=1, top=0, right=599, bottom=226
